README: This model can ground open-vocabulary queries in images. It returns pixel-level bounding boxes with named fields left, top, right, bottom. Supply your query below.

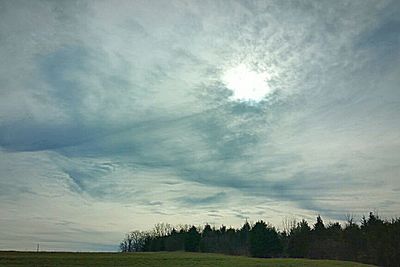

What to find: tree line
left=120, top=212, right=400, bottom=267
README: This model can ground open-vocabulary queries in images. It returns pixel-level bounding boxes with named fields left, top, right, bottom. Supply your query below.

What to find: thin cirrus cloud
left=0, top=0, right=399, bottom=251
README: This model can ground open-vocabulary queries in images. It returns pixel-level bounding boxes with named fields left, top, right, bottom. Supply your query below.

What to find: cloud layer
left=1, top=0, right=399, bottom=251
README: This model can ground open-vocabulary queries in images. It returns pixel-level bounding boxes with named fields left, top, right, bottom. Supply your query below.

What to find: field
left=0, top=251, right=376, bottom=267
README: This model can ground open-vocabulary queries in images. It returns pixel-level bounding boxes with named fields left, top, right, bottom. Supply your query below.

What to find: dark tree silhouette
left=121, top=212, right=400, bottom=267
left=249, top=220, right=282, bottom=258
left=119, top=230, right=147, bottom=252
left=287, top=219, right=311, bottom=258
left=184, top=225, right=201, bottom=252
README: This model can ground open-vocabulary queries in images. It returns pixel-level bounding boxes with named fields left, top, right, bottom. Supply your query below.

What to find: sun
left=222, top=64, right=273, bottom=102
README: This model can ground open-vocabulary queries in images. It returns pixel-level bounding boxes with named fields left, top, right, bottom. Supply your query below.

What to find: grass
left=0, top=251, right=376, bottom=267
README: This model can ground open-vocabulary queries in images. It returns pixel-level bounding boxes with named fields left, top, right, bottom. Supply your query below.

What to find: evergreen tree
left=249, top=221, right=282, bottom=258
left=287, top=219, right=311, bottom=258
left=184, top=226, right=201, bottom=252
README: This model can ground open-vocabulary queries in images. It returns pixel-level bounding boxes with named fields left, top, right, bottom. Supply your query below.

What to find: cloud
left=1, top=0, right=399, bottom=251
left=177, top=192, right=227, bottom=206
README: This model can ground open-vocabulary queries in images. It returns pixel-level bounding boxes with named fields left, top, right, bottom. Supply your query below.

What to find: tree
left=164, top=228, right=184, bottom=251
left=361, top=212, right=386, bottom=265
left=120, top=231, right=147, bottom=252
left=200, top=224, right=214, bottom=252
left=287, top=219, right=311, bottom=258
left=120, top=212, right=400, bottom=266
left=313, top=215, right=325, bottom=234
left=309, top=215, right=328, bottom=259
left=249, top=220, right=282, bottom=258
left=153, top=223, right=172, bottom=237
left=342, top=216, right=362, bottom=261
left=184, top=226, right=201, bottom=252
left=238, top=221, right=251, bottom=255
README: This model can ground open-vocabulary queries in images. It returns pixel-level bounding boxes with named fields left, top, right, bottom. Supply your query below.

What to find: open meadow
left=0, top=251, right=376, bottom=267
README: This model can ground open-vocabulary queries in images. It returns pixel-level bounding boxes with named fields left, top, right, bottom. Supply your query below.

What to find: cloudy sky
left=1, top=0, right=399, bottom=251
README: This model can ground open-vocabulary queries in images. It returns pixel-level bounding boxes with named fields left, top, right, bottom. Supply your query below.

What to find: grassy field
left=0, top=251, right=376, bottom=267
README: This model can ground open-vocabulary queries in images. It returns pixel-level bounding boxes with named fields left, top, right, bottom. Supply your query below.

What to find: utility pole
left=36, top=243, right=40, bottom=252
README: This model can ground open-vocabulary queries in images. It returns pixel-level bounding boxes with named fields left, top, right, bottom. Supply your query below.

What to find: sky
left=0, top=0, right=399, bottom=251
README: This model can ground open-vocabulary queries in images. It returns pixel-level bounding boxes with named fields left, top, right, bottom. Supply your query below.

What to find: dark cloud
left=177, top=192, right=227, bottom=206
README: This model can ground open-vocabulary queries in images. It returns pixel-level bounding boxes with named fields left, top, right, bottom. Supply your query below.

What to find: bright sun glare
left=222, top=64, right=272, bottom=102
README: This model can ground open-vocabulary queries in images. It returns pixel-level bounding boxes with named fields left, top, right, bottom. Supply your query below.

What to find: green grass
left=0, top=251, right=376, bottom=267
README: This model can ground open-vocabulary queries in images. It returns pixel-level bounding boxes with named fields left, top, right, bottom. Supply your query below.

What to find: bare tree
left=153, top=223, right=172, bottom=237
left=120, top=231, right=148, bottom=252
left=282, top=217, right=297, bottom=235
